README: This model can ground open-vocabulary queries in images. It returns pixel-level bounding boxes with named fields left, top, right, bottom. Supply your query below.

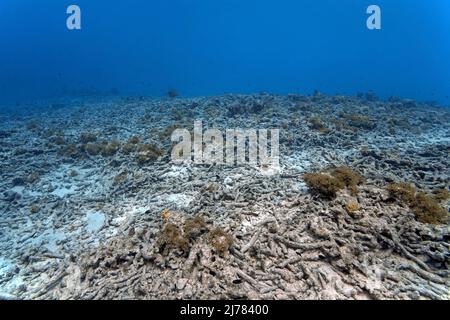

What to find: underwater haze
left=0, top=0, right=450, bottom=104
left=0, top=0, right=450, bottom=301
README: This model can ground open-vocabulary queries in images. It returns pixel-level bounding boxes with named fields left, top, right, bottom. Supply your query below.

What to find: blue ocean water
left=0, top=0, right=449, bottom=105
left=1, top=1, right=450, bottom=302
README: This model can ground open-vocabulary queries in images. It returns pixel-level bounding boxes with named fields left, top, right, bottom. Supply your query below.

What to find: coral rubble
left=0, top=93, right=448, bottom=300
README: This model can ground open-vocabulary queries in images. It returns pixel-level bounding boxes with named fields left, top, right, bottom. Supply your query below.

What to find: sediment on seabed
left=0, top=93, right=449, bottom=300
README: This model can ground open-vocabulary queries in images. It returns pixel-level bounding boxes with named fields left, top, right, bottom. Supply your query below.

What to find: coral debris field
left=0, top=93, right=449, bottom=300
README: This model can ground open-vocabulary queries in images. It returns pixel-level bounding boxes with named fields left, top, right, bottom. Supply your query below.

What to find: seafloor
left=0, top=93, right=449, bottom=300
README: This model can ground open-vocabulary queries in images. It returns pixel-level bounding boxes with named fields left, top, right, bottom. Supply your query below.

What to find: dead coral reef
left=35, top=182, right=449, bottom=300
left=2, top=93, right=449, bottom=301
